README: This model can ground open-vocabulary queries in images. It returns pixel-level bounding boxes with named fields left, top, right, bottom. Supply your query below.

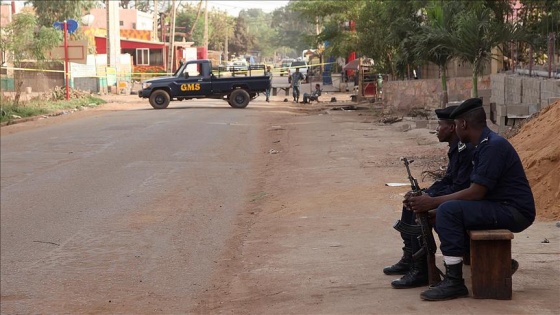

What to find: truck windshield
left=174, top=63, right=186, bottom=77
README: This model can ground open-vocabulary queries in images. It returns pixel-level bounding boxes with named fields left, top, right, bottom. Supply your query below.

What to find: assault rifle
left=393, top=157, right=442, bottom=286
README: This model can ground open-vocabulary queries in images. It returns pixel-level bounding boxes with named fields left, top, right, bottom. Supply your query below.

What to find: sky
left=6, top=0, right=290, bottom=17
left=182, top=0, right=290, bottom=16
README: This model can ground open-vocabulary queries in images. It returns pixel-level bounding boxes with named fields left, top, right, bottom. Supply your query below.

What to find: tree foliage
left=290, top=0, right=362, bottom=60
left=270, top=5, right=316, bottom=58
left=447, top=6, right=527, bottom=96
left=412, top=1, right=464, bottom=106
left=228, top=16, right=255, bottom=58
left=25, top=0, right=96, bottom=27
left=0, top=12, right=61, bottom=105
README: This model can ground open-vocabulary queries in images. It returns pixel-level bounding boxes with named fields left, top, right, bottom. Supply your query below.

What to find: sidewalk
left=196, top=103, right=560, bottom=314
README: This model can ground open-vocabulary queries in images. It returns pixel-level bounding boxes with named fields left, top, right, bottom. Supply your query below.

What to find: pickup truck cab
left=138, top=59, right=270, bottom=109
left=279, top=58, right=295, bottom=76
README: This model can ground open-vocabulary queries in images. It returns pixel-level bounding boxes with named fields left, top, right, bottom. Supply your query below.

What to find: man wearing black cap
left=385, top=105, right=474, bottom=289
left=408, top=98, right=535, bottom=301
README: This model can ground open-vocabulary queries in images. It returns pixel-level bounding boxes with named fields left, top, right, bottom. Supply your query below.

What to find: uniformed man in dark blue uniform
left=408, top=98, right=535, bottom=301
left=384, top=105, right=475, bottom=289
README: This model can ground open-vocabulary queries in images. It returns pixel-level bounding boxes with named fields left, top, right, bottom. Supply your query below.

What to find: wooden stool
left=468, top=229, right=514, bottom=300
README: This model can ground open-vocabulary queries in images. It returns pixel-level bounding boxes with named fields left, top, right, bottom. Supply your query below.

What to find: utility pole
left=224, top=15, right=229, bottom=62
left=106, top=0, right=120, bottom=93
left=204, top=0, right=208, bottom=50
left=167, top=0, right=176, bottom=72
left=106, top=0, right=120, bottom=67
left=153, top=0, right=159, bottom=41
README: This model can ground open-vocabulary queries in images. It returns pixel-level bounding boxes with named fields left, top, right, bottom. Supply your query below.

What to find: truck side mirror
left=184, top=72, right=189, bottom=78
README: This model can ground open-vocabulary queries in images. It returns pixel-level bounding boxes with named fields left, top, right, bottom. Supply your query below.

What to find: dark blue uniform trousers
left=435, top=200, right=526, bottom=257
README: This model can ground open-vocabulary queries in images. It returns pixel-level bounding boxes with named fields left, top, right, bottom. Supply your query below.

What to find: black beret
left=449, top=98, right=483, bottom=119
left=435, top=105, right=458, bottom=120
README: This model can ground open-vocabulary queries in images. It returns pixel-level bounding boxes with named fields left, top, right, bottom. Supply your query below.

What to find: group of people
left=264, top=66, right=321, bottom=104
left=385, top=98, right=535, bottom=301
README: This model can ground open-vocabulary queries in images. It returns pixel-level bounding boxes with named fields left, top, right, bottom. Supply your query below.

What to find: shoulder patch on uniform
left=458, top=142, right=466, bottom=152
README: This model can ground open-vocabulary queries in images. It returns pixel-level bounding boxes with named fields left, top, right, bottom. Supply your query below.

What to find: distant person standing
left=377, top=74, right=383, bottom=99
left=289, top=68, right=305, bottom=103
left=265, top=66, right=273, bottom=102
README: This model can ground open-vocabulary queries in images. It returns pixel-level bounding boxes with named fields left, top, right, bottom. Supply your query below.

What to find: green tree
left=413, top=1, right=464, bottom=107
left=516, top=0, right=560, bottom=66
left=358, top=0, right=427, bottom=78
left=208, top=10, right=233, bottom=53
left=0, top=13, right=61, bottom=106
left=175, top=2, right=205, bottom=43
left=229, top=16, right=254, bottom=58
left=270, top=6, right=315, bottom=58
left=447, top=6, right=526, bottom=97
left=25, top=0, right=96, bottom=27
left=290, top=0, right=363, bottom=62
left=239, top=9, right=277, bottom=59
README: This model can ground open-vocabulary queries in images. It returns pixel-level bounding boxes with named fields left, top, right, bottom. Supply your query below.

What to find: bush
left=1, top=89, right=106, bottom=124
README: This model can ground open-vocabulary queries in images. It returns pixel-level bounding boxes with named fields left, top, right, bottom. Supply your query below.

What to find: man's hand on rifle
left=408, top=193, right=438, bottom=213
left=402, top=191, right=415, bottom=210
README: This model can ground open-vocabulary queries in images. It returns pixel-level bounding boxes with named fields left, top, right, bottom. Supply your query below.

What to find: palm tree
left=413, top=2, right=463, bottom=107
left=447, top=6, right=525, bottom=97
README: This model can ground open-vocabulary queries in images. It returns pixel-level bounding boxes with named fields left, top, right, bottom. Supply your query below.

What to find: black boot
left=511, top=259, right=519, bottom=275
left=420, top=263, right=469, bottom=301
left=383, top=248, right=412, bottom=275
left=391, top=256, right=429, bottom=289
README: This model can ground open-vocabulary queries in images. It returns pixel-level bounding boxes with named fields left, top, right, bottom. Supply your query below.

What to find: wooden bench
left=272, top=86, right=291, bottom=96
left=467, top=229, right=514, bottom=300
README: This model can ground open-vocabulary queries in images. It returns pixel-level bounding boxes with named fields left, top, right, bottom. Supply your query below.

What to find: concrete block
left=507, top=104, right=529, bottom=116
left=549, top=97, right=560, bottom=105
left=483, top=105, right=490, bottom=116
left=415, top=120, right=428, bottom=129
left=427, top=120, right=439, bottom=131
left=528, top=104, right=539, bottom=115
left=497, top=116, right=507, bottom=127
left=496, top=104, right=507, bottom=117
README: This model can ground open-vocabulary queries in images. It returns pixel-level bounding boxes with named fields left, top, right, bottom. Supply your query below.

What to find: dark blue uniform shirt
left=471, top=127, right=536, bottom=222
left=427, top=139, right=474, bottom=197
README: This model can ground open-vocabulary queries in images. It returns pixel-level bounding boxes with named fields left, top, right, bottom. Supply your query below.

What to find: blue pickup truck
left=138, top=59, right=270, bottom=109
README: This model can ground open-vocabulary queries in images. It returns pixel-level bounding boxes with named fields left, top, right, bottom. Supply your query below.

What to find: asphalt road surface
left=1, top=101, right=269, bottom=313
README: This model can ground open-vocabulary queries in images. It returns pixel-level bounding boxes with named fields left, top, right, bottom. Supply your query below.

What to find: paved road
left=2, top=96, right=558, bottom=314
left=0, top=100, right=268, bottom=313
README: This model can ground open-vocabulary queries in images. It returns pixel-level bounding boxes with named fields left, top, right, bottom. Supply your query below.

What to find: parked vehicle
left=279, top=58, right=295, bottom=76
left=287, top=60, right=309, bottom=82
left=217, top=60, right=248, bottom=76
left=138, top=59, right=269, bottom=109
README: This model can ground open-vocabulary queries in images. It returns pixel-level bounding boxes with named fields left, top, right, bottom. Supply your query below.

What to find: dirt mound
left=509, top=100, right=560, bottom=221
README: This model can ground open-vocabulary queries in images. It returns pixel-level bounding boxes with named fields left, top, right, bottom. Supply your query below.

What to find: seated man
left=302, top=84, right=322, bottom=103
left=408, top=98, right=535, bottom=301
left=385, top=106, right=474, bottom=289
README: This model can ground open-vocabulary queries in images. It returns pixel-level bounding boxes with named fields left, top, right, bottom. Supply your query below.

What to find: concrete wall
left=12, top=63, right=64, bottom=93
left=490, top=74, right=560, bottom=130
left=382, top=76, right=491, bottom=111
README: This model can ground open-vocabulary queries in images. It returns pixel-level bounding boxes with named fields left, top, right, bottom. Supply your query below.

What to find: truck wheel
left=229, top=89, right=250, bottom=108
left=149, top=90, right=170, bottom=109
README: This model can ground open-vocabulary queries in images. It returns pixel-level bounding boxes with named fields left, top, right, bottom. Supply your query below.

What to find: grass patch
left=1, top=94, right=106, bottom=124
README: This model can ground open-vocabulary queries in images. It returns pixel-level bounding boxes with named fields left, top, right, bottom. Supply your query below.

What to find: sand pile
left=509, top=100, right=560, bottom=221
